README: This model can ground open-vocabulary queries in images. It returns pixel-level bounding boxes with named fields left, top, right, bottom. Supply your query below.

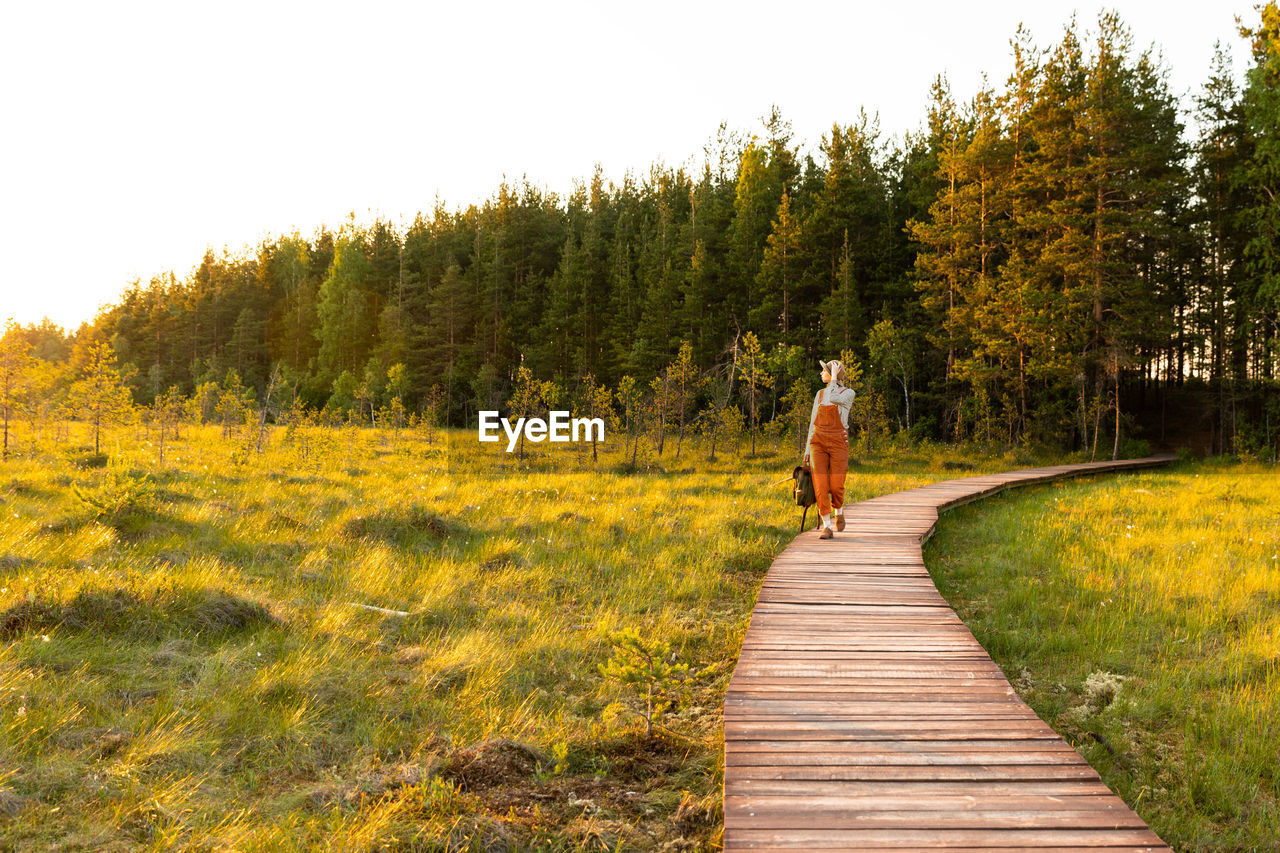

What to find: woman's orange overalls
left=808, top=389, right=848, bottom=516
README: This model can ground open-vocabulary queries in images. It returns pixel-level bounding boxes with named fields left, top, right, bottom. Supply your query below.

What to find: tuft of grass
left=0, top=788, right=29, bottom=819
left=341, top=505, right=461, bottom=547
left=439, top=739, right=548, bottom=791
left=70, top=452, right=109, bottom=470
left=1, top=588, right=277, bottom=641
left=72, top=469, right=157, bottom=536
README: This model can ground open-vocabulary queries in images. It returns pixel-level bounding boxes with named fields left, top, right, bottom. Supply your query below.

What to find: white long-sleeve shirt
left=804, top=378, right=856, bottom=453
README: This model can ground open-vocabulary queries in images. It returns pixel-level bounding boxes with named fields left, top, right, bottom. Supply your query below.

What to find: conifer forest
left=5, top=9, right=1280, bottom=459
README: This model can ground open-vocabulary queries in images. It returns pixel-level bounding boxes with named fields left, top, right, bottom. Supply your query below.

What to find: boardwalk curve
left=724, top=456, right=1176, bottom=851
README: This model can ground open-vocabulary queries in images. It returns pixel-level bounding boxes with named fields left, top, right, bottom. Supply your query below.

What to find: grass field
left=0, top=422, right=1045, bottom=851
left=3, top=421, right=1273, bottom=850
left=926, top=458, right=1280, bottom=852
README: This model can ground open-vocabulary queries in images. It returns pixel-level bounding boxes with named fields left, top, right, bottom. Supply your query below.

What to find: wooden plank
left=723, top=456, right=1174, bottom=851
left=724, top=828, right=1168, bottom=848
left=726, top=779, right=1116, bottom=797
left=724, top=723, right=1060, bottom=740
left=728, top=763, right=1106, bottom=782
left=725, top=700, right=1032, bottom=714
left=725, top=797, right=1150, bottom=826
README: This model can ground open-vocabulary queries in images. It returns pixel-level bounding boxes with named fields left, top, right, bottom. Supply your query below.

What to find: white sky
left=0, top=0, right=1256, bottom=331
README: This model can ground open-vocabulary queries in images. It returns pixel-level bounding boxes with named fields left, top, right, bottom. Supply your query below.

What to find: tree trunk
left=1090, top=384, right=1102, bottom=463
left=675, top=399, right=686, bottom=460
left=900, top=374, right=911, bottom=430
left=1112, top=365, right=1121, bottom=461
left=591, top=403, right=598, bottom=464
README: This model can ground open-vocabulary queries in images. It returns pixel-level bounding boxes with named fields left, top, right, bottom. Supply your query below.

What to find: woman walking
left=804, top=359, right=855, bottom=540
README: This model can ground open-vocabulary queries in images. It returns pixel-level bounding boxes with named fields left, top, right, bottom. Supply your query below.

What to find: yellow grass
left=0, top=421, right=1040, bottom=850
left=926, top=458, right=1280, bottom=850
left=4, top=418, right=1271, bottom=849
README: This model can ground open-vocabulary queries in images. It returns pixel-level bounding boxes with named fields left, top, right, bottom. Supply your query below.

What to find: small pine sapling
left=598, top=628, right=724, bottom=738
left=73, top=469, right=157, bottom=532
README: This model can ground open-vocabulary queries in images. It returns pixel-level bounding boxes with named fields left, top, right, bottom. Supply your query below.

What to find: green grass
left=925, top=458, right=1280, bottom=852
left=9, top=420, right=1268, bottom=850
left=0, top=421, right=1050, bottom=851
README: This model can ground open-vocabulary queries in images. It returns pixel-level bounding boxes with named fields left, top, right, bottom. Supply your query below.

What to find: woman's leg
left=809, top=441, right=832, bottom=520
left=828, top=439, right=849, bottom=513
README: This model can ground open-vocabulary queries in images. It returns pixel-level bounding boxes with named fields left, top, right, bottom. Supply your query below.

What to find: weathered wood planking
left=724, top=455, right=1176, bottom=851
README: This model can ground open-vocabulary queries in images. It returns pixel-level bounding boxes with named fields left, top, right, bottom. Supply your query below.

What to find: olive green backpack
left=791, top=464, right=817, bottom=531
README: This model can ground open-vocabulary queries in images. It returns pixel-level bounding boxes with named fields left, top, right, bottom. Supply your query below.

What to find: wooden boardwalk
left=724, top=456, right=1176, bottom=851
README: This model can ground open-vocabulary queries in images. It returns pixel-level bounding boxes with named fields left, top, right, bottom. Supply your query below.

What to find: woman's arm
left=803, top=389, right=822, bottom=460
left=833, top=385, right=856, bottom=431
left=830, top=385, right=856, bottom=405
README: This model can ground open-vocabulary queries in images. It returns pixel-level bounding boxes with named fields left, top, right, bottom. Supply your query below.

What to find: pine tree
left=69, top=340, right=134, bottom=456
left=950, top=85, right=1016, bottom=440
left=579, top=373, right=613, bottom=464
left=806, top=116, right=890, bottom=349
left=535, top=231, right=584, bottom=380
left=754, top=192, right=802, bottom=342
left=728, top=142, right=781, bottom=325
left=599, top=628, right=702, bottom=739
left=316, top=231, right=375, bottom=381
left=910, top=78, right=973, bottom=390
left=615, top=375, right=644, bottom=466
left=1081, top=14, right=1185, bottom=457
left=911, top=77, right=985, bottom=436
left=578, top=173, right=614, bottom=378
left=151, top=385, right=185, bottom=464
left=263, top=235, right=318, bottom=372
left=663, top=341, right=702, bottom=459
left=0, top=322, right=34, bottom=461
left=821, top=233, right=865, bottom=352
left=418, top=263, right=476, bottom=423
left=507, top=363, right=541, bottom=461
left=739, top=332, right=771, bottom=457
left=216, top=369, right=254, bottom=439
left=1194, top=45, right=1250, bottom=450
left=1239, top=2, right=1280, bottom=382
